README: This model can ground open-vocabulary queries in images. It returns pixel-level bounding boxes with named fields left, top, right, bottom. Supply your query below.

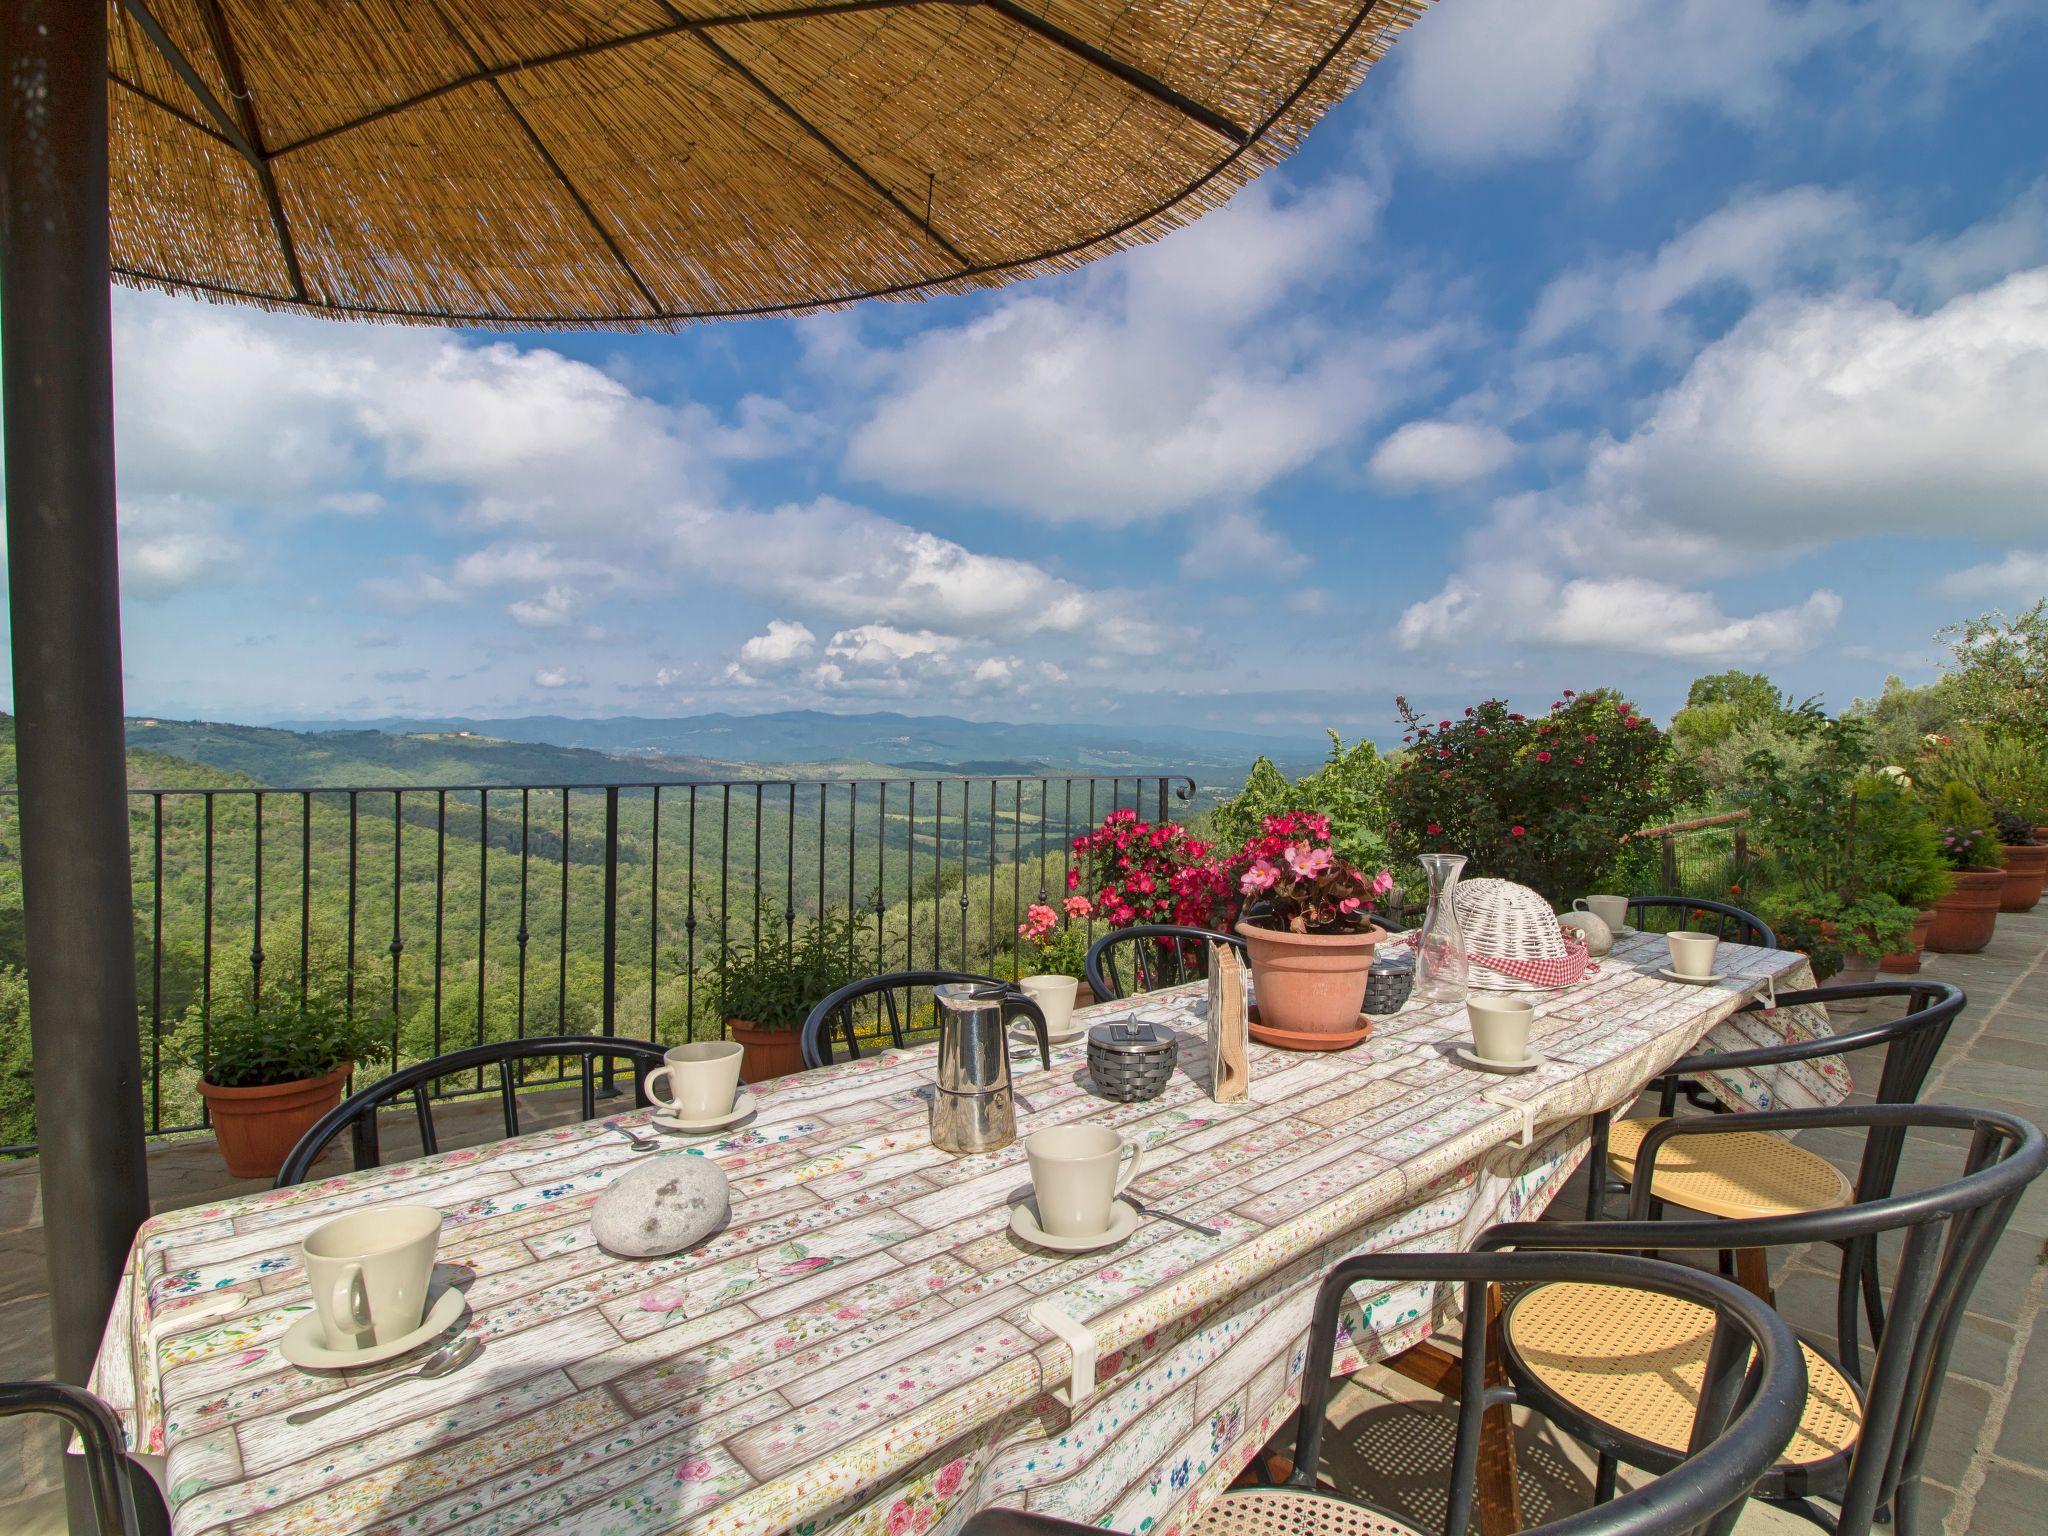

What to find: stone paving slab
left=2, top=910, right=2044, bottom=1534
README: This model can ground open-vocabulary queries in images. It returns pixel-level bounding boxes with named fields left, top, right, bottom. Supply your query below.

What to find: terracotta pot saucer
left=1247, top=1005, right=1374, bottom=1052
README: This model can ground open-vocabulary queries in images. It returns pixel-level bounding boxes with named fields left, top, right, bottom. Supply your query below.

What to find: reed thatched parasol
left=109, top=0, right=1426, bottom=329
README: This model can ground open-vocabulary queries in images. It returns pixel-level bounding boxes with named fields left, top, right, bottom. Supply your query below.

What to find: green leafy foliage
left=1939, top=599, right=2048, bottom=746
left=1387, top=690, right=1695, bottom=903
left=1207, top=733, right=1392, bottom=874
left=168, top=973, right=391, bottom=1088
left=1929, top=781, right=2004, bottom=870
left=1919, top=728, right=2048, bottom=831
left=709, top=912, right=876, bottom=1030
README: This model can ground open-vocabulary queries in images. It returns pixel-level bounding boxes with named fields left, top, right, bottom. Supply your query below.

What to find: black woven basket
left=1087, top=1021, right=1177, bottom=1102
left=1362, top=952, right=1414, bottom=1016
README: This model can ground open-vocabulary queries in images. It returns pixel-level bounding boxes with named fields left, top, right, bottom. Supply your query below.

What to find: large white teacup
left=302, top=1205, right=443, bottom=1351
left=1466, top=994, right=1535, bottom=1065
left=1027, top=1124, right=1143, bottom=1239
left=646, top=1041, right=745, bottom=1119
left=1018, top=974, right=1082, bottom=1041
left=1574, top=894, right=1631, bottom=932
left=1667, top=930, right=1721, bottom=980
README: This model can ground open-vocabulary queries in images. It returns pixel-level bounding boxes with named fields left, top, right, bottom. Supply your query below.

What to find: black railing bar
left=149, top=794, right=164, bottom=1135
left=516, top=789, right=530, bottom=1040
left=250, top=789, right=265, bottom=1000
left=298, top=794, right=312, bottom=1009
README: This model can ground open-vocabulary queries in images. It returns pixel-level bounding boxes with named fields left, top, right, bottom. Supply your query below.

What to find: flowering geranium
left=1228, top=813, right=1391, bottom=934
left=1016, top=896, right=1092, bottom=978
left=1069, top=809, right=1231, bottom=929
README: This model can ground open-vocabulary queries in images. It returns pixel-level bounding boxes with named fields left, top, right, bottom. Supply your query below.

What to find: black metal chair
left=1585, top=981, right=1966, bottom=1310
left=276, top=1035, right=670, bottom=1187
left=1084, top=924, right=1247, bottom=1002
left=961, top=1250, right=1804, bottom=1536
left=0, top=1381, right=163, bottom=1535
left=1624, top=896, right=1776, bottom=948
left=800, top=970, right=1050, bottom=1068
left=1493, top=1103, right=2045, bottom=1536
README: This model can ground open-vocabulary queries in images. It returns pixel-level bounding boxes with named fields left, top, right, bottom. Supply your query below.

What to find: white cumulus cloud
left=1369, top=421, right=1518, bottom=490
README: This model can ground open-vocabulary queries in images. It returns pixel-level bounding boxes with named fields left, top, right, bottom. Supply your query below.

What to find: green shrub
left=1387, top=689, right=1695, bottom=903
left=1207, top=733, right=1392, bottom=874
left=168, top=974, right=390, bottom=1088
left=709, top=911, right=875, bottom=1030
left=1929, top=781, right=2005, bottom=870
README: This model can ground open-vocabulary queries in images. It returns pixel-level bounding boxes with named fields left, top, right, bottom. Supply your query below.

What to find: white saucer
left=1653, top=966, right=1723, bottom=987
left=1009, top=1197, right=1141, bottom=1253
left=651, top=1091, right=757, bottom=1133
left=280, top=1285, right=466, bottom=1370
left=1453, top=1045, right=1546, bottom=1075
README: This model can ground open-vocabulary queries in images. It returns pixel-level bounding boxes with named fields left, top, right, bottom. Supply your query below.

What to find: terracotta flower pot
left=197, top=1064, right=351, bottom=1181
left=1234, top=921, right=1383, bottom=1037
left=1998, top=843, right=2048, bottom=913
left=1879, top=910, right=1937, bottom=975
left=729, top=1019, right=806, bottom=1082
left=1927, top=868, right=2007, bottom=954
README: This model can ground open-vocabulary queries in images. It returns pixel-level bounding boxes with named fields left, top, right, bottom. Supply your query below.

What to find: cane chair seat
left=1607, top=1116, right=1854, bottom=1219
left=1505, top=1282, right=1862, bottom=1467
left=1191, top=1488, right=1423, bottom=1536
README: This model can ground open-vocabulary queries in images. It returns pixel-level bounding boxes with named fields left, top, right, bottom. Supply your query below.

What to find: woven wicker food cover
left=109, top=0, right=1429, bottom=329
left=1451, top=877, right=1586, bottom=993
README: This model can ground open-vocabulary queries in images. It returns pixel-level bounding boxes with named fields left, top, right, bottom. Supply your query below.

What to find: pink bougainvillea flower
left=1425, top=823, right=1442, bottom=834
left=1573, top=755, right=1585, bottom=765
left=1511, top=825, right=1526, bottom=837
left=1535, top=751, right=1551, bottom=763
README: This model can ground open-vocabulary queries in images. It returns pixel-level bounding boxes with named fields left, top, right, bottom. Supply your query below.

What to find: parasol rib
left=980, top=0, right=1250, bottom=145
left=192, top=0, right=308, bottom=300
left=687, top=30, right=974, bottom=269
left=425, top=1, right=665, bottom=317
left=111, top=71, right=240, bottom=152
left=267, top=0, right=971, bottom=160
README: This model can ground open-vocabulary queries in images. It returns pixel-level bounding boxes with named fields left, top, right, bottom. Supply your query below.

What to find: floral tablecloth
left=91, top=941, right=1827, bottom=1536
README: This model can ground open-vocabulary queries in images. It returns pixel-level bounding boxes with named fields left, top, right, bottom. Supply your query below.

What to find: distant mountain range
left=262, top=709, right=1329, bottom=784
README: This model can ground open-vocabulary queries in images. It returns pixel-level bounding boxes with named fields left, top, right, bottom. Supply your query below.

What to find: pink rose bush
left=1069, top=809, right=1230, bottom=929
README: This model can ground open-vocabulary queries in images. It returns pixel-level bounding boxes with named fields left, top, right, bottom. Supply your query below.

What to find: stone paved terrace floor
left=2, top=910, right=2044, bottom=1534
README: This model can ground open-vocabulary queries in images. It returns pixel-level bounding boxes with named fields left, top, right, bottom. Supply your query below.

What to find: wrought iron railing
left=0, top=773, right=1194, bottom=1148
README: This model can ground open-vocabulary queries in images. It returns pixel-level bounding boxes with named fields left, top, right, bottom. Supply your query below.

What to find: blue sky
left=15, top=0, right=2048, bottom=745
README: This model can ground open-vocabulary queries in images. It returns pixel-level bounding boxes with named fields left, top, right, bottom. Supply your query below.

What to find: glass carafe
left=1412, top=853, right=1470, bottom=1004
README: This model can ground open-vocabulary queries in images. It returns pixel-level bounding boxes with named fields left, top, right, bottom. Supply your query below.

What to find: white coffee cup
left=1026, top=1124, right=1143, bottom=1238
left=1575, top=895, right=1630, bottom=932
left=1466, top=995, right=1534, bottom=1065
left=1668, top=930, right=1720, bottom=980
left=1018, top=974, right=1082, bottom=1041
left=302, top=1205, right=443, bottom=1351
left=646, top=1041, right=744, bottom=1119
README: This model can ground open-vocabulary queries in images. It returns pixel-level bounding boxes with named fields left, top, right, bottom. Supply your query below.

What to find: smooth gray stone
left=591, top=1153, right=730, bottom=1258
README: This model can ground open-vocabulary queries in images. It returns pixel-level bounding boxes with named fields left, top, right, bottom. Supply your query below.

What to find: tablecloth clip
left=1028, top=1300, right=1098, bottom=1408
left=1477, top=1089, right=1539, bottom=1149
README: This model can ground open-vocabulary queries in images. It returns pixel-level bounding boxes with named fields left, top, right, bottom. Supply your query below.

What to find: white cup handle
left=332, top=1263, right=371, bottom=1333
left=1571, top=898, right=1589, bottom=912
left=644, top=1066, right=675, bottom=1109
left=1113, top=1141, right=1144, bottom=1197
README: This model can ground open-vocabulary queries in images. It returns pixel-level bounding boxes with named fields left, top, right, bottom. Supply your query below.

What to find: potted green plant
left=712, top=912, right=871, bottom=1080
left=171, top=981, right=388, bottom=1180
left=1925, top=781, right=2006, bottom=954
left=1228, top=813, right=1392, bottom=1045
left=1921, top=728, right=2048, bottom=914
left=1852, top=773, right=1955, bottom=974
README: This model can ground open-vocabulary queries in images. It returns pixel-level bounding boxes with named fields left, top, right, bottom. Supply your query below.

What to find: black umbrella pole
left=3, top=0, right=152, bottom=1433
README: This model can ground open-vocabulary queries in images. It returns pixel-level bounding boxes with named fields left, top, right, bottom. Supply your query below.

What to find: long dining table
left=92, top=932, right=1838, bottom=1536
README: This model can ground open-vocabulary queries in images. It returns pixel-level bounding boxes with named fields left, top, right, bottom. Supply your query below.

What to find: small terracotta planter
left=1879, top=910, right=1937, bottom=975
left=1927, top=868, right=2006, bottom=954
left=1234, top=921, right=1384, bottom=1041
left=1998, top=843, right=2048, bottom=913
left=729, top=1020, right=806, bottom=1082
left=197, top=1065, right=351, bottom=1181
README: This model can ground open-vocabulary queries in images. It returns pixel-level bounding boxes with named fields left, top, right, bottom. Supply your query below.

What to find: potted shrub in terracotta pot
left=1925, top=782, right=2006, bottom=954
left=713, top=913, right=870, bottom=1080
left=1849, top=773, right=1954, bottom=975
left=172, top=982, right=388, bottom=1181
left=1228, top=813, right=1392, bottom=1048
left=1993, top=812, right=2047, bottom=913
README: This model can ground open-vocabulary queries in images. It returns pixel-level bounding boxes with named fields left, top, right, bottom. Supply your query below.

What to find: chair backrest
left=1626, top=895, right=1776, bottom=948
left=960, top=1251, right=1804, bottom=1536
left=1083, top=925, right=1247, bottom=1002
left=1486, top=1103, right=2047, bottom=1536
left=799, top=970, right=1003, bottom=1067
left=276, top=1035, right=669, bottom=1187
left=0, top=1381, right=150, bottom=1536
